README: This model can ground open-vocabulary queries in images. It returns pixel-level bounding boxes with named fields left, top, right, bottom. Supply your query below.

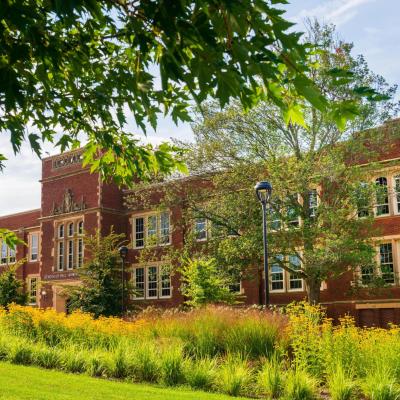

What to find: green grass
left=0, top=362, right=249, bottom=400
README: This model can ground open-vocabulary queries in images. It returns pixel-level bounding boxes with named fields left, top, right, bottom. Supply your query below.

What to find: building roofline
left=0, top=208, right=41, bottom=219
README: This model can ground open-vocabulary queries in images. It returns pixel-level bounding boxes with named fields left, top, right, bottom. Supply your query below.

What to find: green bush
left=7, top=339, right=33, bottom=365
left=61, top=348, right=87, bottom=374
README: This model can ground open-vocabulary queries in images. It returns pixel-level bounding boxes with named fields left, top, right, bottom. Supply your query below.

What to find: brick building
left=2, top=127, right=400, bottom=325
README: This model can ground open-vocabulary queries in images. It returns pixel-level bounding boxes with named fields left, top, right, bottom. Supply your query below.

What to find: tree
left=65, top=230, right=129, bottom=317
left=179, top=257, right=238, bottom=307
left=164, top=21, right=400, bottom=304
left=0, top=264, right=28, bottom=308
left=0, top=1, right=382, bottom=185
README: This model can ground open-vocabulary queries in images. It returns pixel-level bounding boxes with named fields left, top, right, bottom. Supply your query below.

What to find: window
left=147, top=266, right=158, bottom=298
left=67, top=240, right=74, bottom=270
left=356, top=182, right=371, bottom=218
left=78, top=221, right=84, bottom=235
left=287, top=197, right=300, bottom=227
left=309, top=189, right=318, bottom=218
left=58, top=224, right=64, bottom=239
left=160, top=265, right=172, bottom=298
left=271, top=255, right=284, bottom=291
left=132, top=265, right=172, bottom=299
left=147, top=215, right=157, bottom=243
left=77, top=238, right=84, bottom=268
left=394, top=175, right=400, bottom=214
left=0, top=241, right=16, bottom=265
left=28, top=277, right=38, bottom=305
left=375, top=177, right=389, bottom=216
left=361, top=265, right=374, bottom=285
left=379, top=243, right=395, bottom=284
left=289, top=255, right=303, bottom=290
left=68, top=222, right=74, bottom=237
left=29, top=233, right=39, bottom=262
left=56, top=220, right=83, bottom=271
left=160, top=212, right=170, bottom=245
left=135, top=217, right=145, bottom=248
left=269, top=203, right=282, bottom=231
left=57, top=242, right=64, bottom=271
left=132, top=212, right=171, bottom=248
left=133, top=267, right=145, bottom=299
left=195, top=218, right=208, bottom=241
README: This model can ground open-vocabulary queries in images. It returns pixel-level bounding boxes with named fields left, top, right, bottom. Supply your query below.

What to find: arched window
left=58, top=224, right=64, bottom=239
left=375, top=177, right=389, bottom=216
left=78, top=221, right=84, bottom=235
left=68, top=222, right=74, bottom=237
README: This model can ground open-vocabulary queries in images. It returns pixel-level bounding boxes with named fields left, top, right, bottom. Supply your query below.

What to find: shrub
left=84, top=352, right=106, bottom=377
left=216, top=355, right=252, bottom=397
left=282, top=368, right=317, bottom=400
left=257, top=356, right=284, bottom=399
left=184, top=358, right=216, bottom=391
left=327, top=364, right=356, bottom=400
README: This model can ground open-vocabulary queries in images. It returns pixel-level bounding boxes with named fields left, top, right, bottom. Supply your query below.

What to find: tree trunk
left=305, top=278, right=321, bottom=304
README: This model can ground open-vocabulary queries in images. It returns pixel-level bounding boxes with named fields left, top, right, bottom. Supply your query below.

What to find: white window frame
left=379, top=242, right=395, bottom=284
left=375, top=176, right=390, bottom=217
left=308, top=189, right=318, bottom=218
left=67, top=240, right=74, bottom=270
left=288, top=254, right=304, bottom=292
left=29, top=233, right=39, bottom=262
left=393, top=175, right=400, bottom=215
left=132, top=265, right=172, bottom=300
left=57, top=241, right=64, bottom=271
left=270, top=255, right=285, bottom=293
left=132, top=211, right=171, bottom=249
left=27, top=276, right=39, bottom=305
left=0, top=241, right=16, bottom=266
left=77, top=237, right=84, bottom=268
left=132, top=267, right=145, bottom=299
left=195, top=217, right=209, bottom=241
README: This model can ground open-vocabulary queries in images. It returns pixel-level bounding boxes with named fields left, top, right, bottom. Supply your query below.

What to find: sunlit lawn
left=0, top=362, right=249, bottom=400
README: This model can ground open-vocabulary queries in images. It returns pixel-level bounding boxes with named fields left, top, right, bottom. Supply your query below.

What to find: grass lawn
left=0, top=362, right=248, bottom=400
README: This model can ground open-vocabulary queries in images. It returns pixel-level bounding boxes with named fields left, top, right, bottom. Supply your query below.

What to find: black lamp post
left=255, top=181, right=272, bottom=307
left=118, top=246, right=129, bottom=315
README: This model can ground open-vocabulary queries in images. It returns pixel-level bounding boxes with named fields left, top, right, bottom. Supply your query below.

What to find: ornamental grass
left=2, top=303, right=400, bottom=398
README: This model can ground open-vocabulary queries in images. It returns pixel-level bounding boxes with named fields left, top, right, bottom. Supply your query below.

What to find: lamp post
left=255, top=181, right=272, bottom=307
left=118, top=246, right=129, bottom=315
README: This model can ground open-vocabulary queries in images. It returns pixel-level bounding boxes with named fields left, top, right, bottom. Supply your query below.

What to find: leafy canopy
left=0, top=1, right=383, bottom=185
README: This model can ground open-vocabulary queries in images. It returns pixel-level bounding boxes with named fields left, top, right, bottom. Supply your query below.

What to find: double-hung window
left=0, top=241, right=16, bottom=265
left=56, top=220, right=83, bottom=271
left=195, top=218, right=208, bottom=241
left=270, top=255, right=284, bottom=291
left=394, top=175, right=400, bottom=214
left=132, top=212, right=171, bottom=248
left=132, top=265, right=172, bottom=299
left=379, top=243, right=395, bottom=284
left=28, top=277, right=38, bottom=305
left=29, top=233, right=39, bottom=262
left=288, top=254, right=303, bottom=290
left=375, top=177, right=389, bottom=216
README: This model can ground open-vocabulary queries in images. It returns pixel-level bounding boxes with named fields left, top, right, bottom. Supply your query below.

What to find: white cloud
left=293, top=0, right=376, bottom=26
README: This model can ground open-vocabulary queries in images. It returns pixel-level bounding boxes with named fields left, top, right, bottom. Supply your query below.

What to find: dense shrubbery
left=1, top=304, right=400, bottom=399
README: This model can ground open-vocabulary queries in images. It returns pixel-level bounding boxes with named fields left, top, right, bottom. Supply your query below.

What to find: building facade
left=2, top=131, right=400, bottom=325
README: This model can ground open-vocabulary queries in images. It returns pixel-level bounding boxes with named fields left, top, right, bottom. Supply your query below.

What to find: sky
left=1, top=0, right=399, bottom=215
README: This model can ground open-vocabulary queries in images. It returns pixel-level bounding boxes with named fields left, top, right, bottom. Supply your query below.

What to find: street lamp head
left=118, top=246, right=129, bottom=259
left=255, top=181, right=272, bottom=204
